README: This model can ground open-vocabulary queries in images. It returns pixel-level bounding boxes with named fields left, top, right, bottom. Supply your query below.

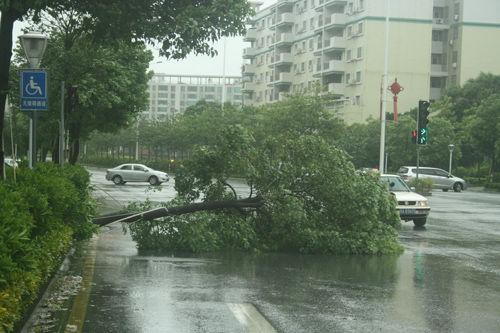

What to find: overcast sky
left=13, top=0, right=276, bottom=77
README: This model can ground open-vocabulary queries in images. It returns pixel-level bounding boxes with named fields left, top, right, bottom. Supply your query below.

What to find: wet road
left=75, top=168, right=500, bottom=332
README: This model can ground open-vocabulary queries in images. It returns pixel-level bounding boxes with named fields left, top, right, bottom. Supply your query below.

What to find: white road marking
left=227, top=303, right=277, bottom=333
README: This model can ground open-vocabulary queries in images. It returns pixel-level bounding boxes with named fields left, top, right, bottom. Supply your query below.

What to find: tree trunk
left=92, top=196, right=264, bottom=226
left=0, top=9, right=19, bottom=178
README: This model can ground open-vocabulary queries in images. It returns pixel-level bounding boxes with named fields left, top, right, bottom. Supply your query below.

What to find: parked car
left=105, top=164, right=169, bottom=185
left=397, top=166, right=467, bottom=192
left=4, top=157, right=18, bottom=168
left=380, top=174, right=430, bottom=227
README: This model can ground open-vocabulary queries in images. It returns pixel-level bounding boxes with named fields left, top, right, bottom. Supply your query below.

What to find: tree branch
left=92, top=196, right=264, bottom=226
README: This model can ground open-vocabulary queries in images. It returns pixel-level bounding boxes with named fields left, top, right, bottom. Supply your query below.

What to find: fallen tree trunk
left=92, top=196, right=264, bottom=226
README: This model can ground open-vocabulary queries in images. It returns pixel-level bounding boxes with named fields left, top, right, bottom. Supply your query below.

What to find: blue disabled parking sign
left=20, top=70, right=48, bottom=111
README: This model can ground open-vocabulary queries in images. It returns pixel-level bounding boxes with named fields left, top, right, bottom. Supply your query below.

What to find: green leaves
left=126, top=97, right=402, bottom=255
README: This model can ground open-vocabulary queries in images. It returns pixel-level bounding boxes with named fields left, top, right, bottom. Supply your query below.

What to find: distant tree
left=469, top=94, right=500, bottom=176
left=0, top=0, right=252, bottom=173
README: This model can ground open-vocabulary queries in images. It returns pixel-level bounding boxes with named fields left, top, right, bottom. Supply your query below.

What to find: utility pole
left=378, top=0, right=390, bottom=173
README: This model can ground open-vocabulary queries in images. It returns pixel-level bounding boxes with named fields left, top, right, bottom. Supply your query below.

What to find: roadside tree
left=0, top=0, right=252, bottom=173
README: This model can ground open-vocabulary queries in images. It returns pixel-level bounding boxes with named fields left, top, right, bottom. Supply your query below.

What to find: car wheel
left=112, top=175, right=123, bottom=185
left=442, top=189, right=449, bottom=192
left=453, top=182, right=463, bottom=192
left=413, top=218, right=427, bottom=227
left=149, top=176, right=159, bottom=186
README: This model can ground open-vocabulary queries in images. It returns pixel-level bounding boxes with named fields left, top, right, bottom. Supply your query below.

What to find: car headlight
left=417, top=201, right=429, bottom=207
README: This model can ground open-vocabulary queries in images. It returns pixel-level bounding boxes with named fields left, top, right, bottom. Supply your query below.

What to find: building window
left=308, top=60, right=313, bottom=72
left=357, top=47, right=363, bottom=59
left=356, top=71, right=362, bottom=83
left=453, top=27, right=459, bottom=39
left=431, top=53, right=443, bottom=65
left=301, top=62, right=305, bottom=72
left=430, top=77, right=446, bottom=88
left=354, top=95, right=361, bottom=105
left=310, top=18, right=315, bottom=30
left=347, top=26, right=353, bottom=37
left=309, top=38, right=314, bottom=50
left=432, top=30, right=444, bottom=41
left=358, top=22, right=363, bottom=34
left=359, top=0, right=364, bottom=10
left=346, top=49, right=352, bottom=61
left=346, top=73, right=351, bottom=83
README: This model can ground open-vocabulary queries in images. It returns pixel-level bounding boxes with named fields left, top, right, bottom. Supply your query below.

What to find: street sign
left=20, top=70, right=48, bottom=111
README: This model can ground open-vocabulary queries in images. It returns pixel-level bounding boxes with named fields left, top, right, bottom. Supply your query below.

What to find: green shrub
left=408, top=178, right=434, bottom=194
left=485, top=182, right=500, bottom=191
left=0, top=164, right=96, bottom=332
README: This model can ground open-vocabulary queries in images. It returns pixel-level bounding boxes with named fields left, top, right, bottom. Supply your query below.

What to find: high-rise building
left=242, top=0, right=500, bottom=123
left=145, top=74, right=243, bottom=120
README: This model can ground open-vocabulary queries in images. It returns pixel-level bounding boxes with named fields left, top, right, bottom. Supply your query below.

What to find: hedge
left=0, top=164, right=96, bottom=332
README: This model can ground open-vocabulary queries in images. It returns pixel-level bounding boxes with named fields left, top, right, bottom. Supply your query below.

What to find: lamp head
left=19, top=31, right=48, bottom=68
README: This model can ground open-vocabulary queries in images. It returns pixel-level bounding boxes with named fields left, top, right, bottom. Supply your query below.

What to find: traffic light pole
left=416, top=104, right=420, bottom=180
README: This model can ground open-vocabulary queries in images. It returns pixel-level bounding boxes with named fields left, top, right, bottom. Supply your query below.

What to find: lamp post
left=19, top=31, right=48, bottom=168
left=448, top=144, right=455, bottom=175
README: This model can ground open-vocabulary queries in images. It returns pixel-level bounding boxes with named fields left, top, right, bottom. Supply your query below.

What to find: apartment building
left=145, top=74, right=243, bottom=120
left=242, top=0, right=500, bottom=123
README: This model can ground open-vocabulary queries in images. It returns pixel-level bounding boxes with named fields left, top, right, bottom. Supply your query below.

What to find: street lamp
left=19, top=31, right=48, bottom=168
left=19, top=32, right=48, bottom=69
left=448, top=144, right=455, bottom=175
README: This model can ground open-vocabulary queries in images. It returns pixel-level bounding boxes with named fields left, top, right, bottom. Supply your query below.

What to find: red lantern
left=388, top=78, right=404, bottom=122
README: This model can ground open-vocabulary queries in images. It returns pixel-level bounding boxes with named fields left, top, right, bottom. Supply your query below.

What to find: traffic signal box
left=417, top=100, right=430, bottom=145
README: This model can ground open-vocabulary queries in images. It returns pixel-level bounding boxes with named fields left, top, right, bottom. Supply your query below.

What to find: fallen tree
left=117, top=119, right=403, bottom=254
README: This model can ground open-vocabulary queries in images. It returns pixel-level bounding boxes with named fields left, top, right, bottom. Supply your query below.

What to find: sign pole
left=60, top=81, right=65, bottom=166
left=28, top=113, right=33, bottom=168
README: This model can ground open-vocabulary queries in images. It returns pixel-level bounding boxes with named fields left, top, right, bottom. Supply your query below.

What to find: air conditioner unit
left=449, top=39, right=454, bottom=45
left=452, top=62, right=457, bottom=68
left=435, top=18, right=444, bottom=24
left=454, top=14, right=459, bottom=21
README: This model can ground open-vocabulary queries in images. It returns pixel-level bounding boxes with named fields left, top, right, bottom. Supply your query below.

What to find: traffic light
left=67, top=85, right=78, bottom=112
left=417, top=100, right=430, bottom=144
left=411, top=130, right=417, bottom=144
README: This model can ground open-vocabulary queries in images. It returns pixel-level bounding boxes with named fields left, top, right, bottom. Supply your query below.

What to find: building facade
left=145, top=74, right=243, bottom=120
left=242, top=0, right=500, bottom=123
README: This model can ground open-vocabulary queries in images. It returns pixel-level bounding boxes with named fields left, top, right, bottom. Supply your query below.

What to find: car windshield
left=380, top=176, right=411, bottom=192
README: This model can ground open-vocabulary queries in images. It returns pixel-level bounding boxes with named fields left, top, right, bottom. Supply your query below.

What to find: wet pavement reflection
left=76, top=168, right=500, bottom=332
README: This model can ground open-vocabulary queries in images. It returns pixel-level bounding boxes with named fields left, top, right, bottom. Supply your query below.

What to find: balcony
left=242, top=64, right=256, bottom=75
left=327, top=82, right=344, bottom=95
left=431, top=41, right=444, bottom=54
left=269, top=72, right=293, bottom=85
left=431, top=64, right=448, bottom=76
left=315, top=13, right=347, bottom=32
left=274, top=33, right=294, bottom=46
left=314, top=36, right=346, bottom=55
left=432, top=18, right=450, bottom=29
left=275, top=13, right=295, bottom=27
left=430, top=87, right=444, bottom=101
left=243, top=28, right=257, bottom=42
left=242, top=47, right=257, bottom=59
left=270, top=52, right=293, bottom=67
left=242, top=82, right=257, bottom=93
left=315, top=0, right=348, bottom=11
left=278, top=91, right=288, bottom=101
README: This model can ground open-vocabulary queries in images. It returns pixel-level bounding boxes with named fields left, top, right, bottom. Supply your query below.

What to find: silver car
left=105, top=164, right=169, bottom=185
left=397, top=166, right=467, bottom=192
left=381, top=174, right=430, bottom=227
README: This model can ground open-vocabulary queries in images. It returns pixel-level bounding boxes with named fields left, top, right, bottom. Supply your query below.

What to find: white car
left=105, top=163, right=169, bottom=185
left=381, top=174, right=430, bottom=227
left=4, top=157, right=18, bottom=168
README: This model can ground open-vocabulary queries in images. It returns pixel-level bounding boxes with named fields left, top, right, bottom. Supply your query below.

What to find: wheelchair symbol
left=25, top=76, right=43, bottom=96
